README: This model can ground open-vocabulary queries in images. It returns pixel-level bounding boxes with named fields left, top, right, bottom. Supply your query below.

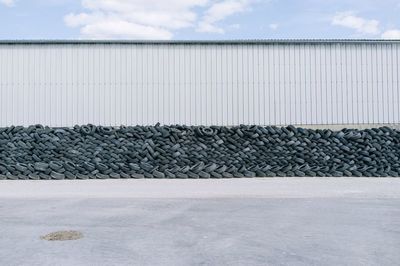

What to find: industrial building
left=0, top=39, right=399, bottom=127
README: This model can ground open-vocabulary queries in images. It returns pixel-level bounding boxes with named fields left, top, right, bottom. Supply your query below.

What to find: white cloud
left=65, top=0, right=209, bottom=39
left=331, top=12, right=380, bottom=35
left=197, top=0, right=252, bottom=33
left=80, top=19, right=173, bottom=39
left=229, top=23, right=240, bottom=29
left=269, top=23, right=278, bottom=30
left=0, top=0, right=15, bottom=7
left=382, top=29, right=400, bottom=39
left=66, top=0, right=257, bottom=39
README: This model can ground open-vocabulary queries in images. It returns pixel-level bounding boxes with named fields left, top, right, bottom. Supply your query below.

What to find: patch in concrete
left=40, top=230, right=83, bottom=241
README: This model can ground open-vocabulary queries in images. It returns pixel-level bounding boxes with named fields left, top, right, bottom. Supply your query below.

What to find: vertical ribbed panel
left=0, top=43, right=399, bottom=126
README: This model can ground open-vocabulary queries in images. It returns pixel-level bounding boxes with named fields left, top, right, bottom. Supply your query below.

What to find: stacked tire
left=0, top=124, right=399, bottom=179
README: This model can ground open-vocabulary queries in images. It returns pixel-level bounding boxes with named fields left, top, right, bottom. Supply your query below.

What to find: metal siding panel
left=76, top=45, right=83, bottom=125
left=14, top=46, right=21, bottom=125
left=245, top=45, right=252, bottom=124
left=13, top=46, right=19, bottom=124
left=138, top=45, right=144, bottom=125
left=225, top=45, right=232, bottom=125
left=94, top=45, right=101, bottom=125
left=248, top=45, right=254, bottom=124
left=222, top=45, right=228, bottom=126
left=293, top=44, right=299, bottom=125
left=298, top=45, right=306, bottom=125
left=197, top=45, right=202, bottom=125
left=232, top=45, right=239, bottom=125
left=329, top=44, right=335, bottom=124
left=177, top=45, right=183, bottom=124
left=0, top=43, right=399, bottom=127
left=1, top=47, right=5, bottom=124
left=314, top=45, right=321, bottom=124
left=355, top=45, right=361, bottom=124
left=306, top=44, right=312, bottom=124
left=148, top=44, right=153, bottom=125
left=381, top=44, right=387, bottom=123
left=195, top=45, right=201, bottom=125
left=338, top=44, right=345, bottom=124
left=266, top=45, right=272, bottom=124
left=367, top=45, right=375, bottom=124
left=361, top=44, right=367, bottom=124
left=340, top=44, right=347, bottom=124
left=119, top=45, right=125, bottom=125
left=259, top=45, right=266, bottom=125
left=398, top=44, right=400, bottom=121
left=215, top=45, right=221, bottom=125
left=374, top=44, right=380, bottom=123
left=381, top=44, right=389, bottom=123
left=289, top=44, right=296, bottom=125
left=351, top=45, right=358, bottom=124
left=336, top=44, right=343, bottom=124
left=343, top=45, right=350, bottom=124
left=278, top=45, right=284, bottom=125
left=387, top=44, right=394, bottom=123
left=185, top=44, right=191, bottom=125
left=309, top=44, right=316, bottom=124
left=394, top=44, right=400, bottom=122
left=189, top=45, right=195, bottom=125
left=127, top=45, right=133, bottom=125
left=158, top=44, right=164, bottom=124
left=237, top=45, right=244, bottom=124
left=254, top=45, right=260, bottom=124
left=320, top=45, right=326, bottom=124
left=272, top=44, right=278, bottom=125
left=111, top=45, right=118, bottom=125
left=362, top=44, right=369, bottom=124
left=4, top=46, right=10, bottom=125
left=205, top=45, right=211, bottom=125
left=284, top=45, right=291, bottom=124
left=158, top=44, right=164, bottom=125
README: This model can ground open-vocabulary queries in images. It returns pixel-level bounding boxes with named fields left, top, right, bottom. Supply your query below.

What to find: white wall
left=0, top=42, right=399, bottom=126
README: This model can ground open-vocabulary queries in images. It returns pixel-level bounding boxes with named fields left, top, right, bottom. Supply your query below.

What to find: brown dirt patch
left=40, top=230, right=83, bottom=241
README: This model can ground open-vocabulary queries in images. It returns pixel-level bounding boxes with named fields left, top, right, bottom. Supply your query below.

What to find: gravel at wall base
left=0, top=124, right=399, bottom=179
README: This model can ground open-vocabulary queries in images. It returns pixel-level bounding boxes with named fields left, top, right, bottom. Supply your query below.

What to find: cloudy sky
left=0, top=0, right=399, bottom=40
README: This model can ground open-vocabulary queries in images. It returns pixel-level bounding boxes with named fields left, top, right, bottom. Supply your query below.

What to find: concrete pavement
left=0, top=178, right=399, bottom=266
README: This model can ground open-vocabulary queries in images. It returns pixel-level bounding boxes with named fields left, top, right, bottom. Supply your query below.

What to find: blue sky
left=1, top=0, right=399, bottom=40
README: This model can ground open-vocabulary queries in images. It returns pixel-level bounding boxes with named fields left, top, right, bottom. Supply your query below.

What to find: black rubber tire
left=39, top=173, right=51, bottom=180
left=76, top=173, right=89, bottom=180
left=50, top=171, right=65, bottom=180
left=65, top=171, right=76, bottom=180
left=120, top=172, right=130, bottom=179
left=64, top=161, right=76, bottom=171
left=131, top=173, right=145, bottom=179
left=83, top=162, right=96, bottom=171
left=96, top=163, right=109, bottom=171
left=96, top=173, right=109, bottom=179
left=202, top=127, right=215, bottom=136
left=49, top=161, right=63, bottom=171
left=34, top=162, right=49, bottom=172
left=153, top=170, right=165, bottom=179
left=15, top=163, right=28, bottom=172
left=198, top=171, right=210, bottom=178
left=80, top=125, right=92, bottom=135
left=28, top=173, right=40, bottom=180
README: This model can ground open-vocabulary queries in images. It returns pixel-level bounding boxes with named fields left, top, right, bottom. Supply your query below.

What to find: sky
left=0, top=0, right=399, bottom=40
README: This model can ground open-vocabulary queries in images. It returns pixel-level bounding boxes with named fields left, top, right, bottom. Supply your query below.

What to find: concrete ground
left=0, top=178, right=399, bottom=266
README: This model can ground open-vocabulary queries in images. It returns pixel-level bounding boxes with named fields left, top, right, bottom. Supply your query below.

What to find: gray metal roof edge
left=0, top=39, right=400, bottom=45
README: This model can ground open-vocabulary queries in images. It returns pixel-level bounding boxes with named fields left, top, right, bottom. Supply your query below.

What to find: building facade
left=0, top=40, right=399, bottom=127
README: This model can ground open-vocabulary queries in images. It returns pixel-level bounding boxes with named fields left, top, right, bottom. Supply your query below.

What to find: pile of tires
left=0, top=124, right=399, bottom=179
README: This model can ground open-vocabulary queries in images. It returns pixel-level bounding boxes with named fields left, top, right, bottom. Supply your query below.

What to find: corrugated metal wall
left=0, top=42, right=399, bottom=126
